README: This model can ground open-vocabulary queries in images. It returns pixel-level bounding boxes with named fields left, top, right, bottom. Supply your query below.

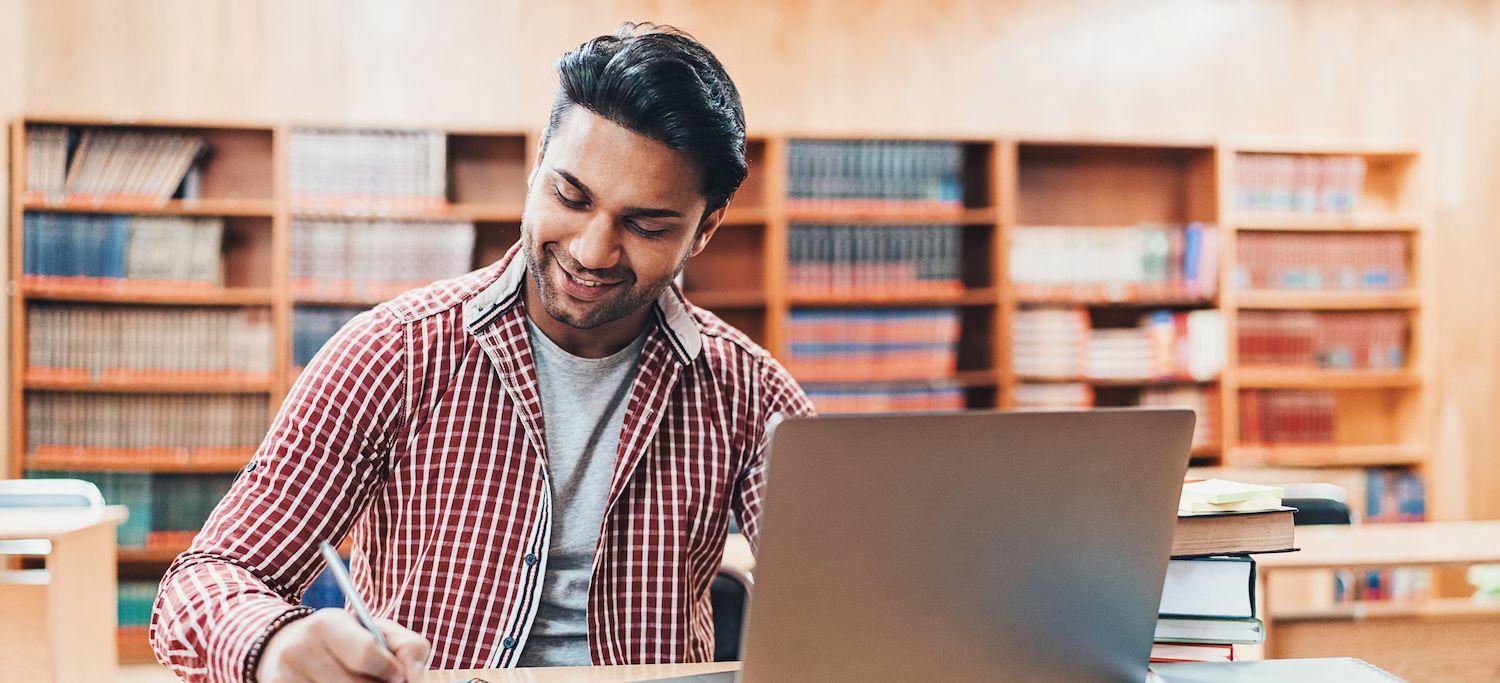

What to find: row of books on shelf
left=804, top=383, right=966, bottom=414
left=1010, top=384, right=1220, bottom=450
left=27, top=305, right=274, bottom=377
left=785, top=139, right=966, bottom=211
left=25, top=126, right=205, bottom=200
left=1237, top=311, right=1407, bottom=370
left=1148, top=479, right=1298, bottom=662
left=1012, top=308, right=1224, bottom=381
left=293, top=307, right=367, bottom=367
left=291, top=219, right=475, bottom=299
left=289, top=128, right=448, bottom=209
left=786, top=225, right=964, bottom=297
left=1232, top=233, right=1407, bottom=291
left=25, top=393, right=268, bottom=453
left=784, top=308, right=960, bottom=382
left=1008, top=223, right=1218, bottom=302
left=25, top=470, right=237, bottom=548
left=1233, top=154, right=1368, bottom=214
left=22, top=213, right=225, bottom=285
left=1237, top=390, right=1334, bottom=445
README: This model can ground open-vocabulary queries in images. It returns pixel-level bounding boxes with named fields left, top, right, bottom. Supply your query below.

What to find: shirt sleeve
left=149, top=306, right=408, bottom=682
left=733, top=353, right=816, bottom=556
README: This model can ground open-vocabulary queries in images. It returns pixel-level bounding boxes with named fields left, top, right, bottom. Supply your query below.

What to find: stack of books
left=786, top=139, right=965, bottom=213
left=291, top=219, right=476, bottom=300
left=1238, top=390, right=1336, bottom=445
left=785, top=308, right=960, bottom=382
left=289, top=128, right=447, bottom=210
left=25, top=393, right=269, bottom=460
left=787, top=225, right=964, bottom=297
left=293, top=306, right=369, bottom=368
left=1009, top=223, right=1218, bottom=302
left=1234, top=233, right=1407, bottom=291
left=1012, top=308, right=1224, bottom=382
left=1238, top=311, right=1407, bottom=370
left=803, top=383, right=965, bottom=414
left=24, top=127, right=206, bottom=201
left=22, top=213, right=225, bottom=287
left=1154, top=478, right=1297, bottom=662
left=1233, top=154, right=1366, bottom=213
left=25, top=470, right=240, bottom=549
left=27, top=305, right=274, bottom=381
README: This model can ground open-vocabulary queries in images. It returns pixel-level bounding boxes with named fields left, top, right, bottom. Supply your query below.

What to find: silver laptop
left=661, top=407, right=1195, bottom=682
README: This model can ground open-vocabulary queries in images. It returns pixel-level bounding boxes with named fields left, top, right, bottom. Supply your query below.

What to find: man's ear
left=690, top=205, right=727, bottom=257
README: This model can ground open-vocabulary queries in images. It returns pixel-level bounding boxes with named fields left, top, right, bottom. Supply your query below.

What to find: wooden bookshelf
left=8, top=120, right=1438, bottom=652
left=1219, top=141, right=1432, bottom=509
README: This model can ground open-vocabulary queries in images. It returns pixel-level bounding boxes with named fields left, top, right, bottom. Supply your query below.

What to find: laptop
left=657, top=407, right=1195, bottom=682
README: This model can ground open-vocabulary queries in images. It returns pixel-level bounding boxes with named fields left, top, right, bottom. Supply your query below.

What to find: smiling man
left=150, top=23, right=813, bottom=683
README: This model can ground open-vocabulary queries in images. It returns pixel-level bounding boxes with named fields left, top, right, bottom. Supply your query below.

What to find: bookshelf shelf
left=290, top=202, right=525, bottom=223
left=1273, top=597, right=1500, bottom=622
left=22, top=371, right=275, bottom=394
left=291, top=295, right=385, bottom=308
left=685, top=291, right=767, bottom=308
left=119, top=543, right=191, bottom=564
left=802, top=369, right=999, bottom=388
left=784, top=206, right=998, bottom=224
left=22, top=281, right=275, bottom=306
left=1015, top=375, right=1217, bottom=387
left=1233, top=212, right=1423, bottom=232
left=1012, top=294, right=1216, bottom=308
left=21, top=196, right=276, bottom=218
left=1235, top=368, right=1423, bottom=389
left=720, top=206, right=769, bottom=226
left=1234, top=290, right=1421, bottom=310
left=1226, top=444, right=1426, bottom=467
left=24, top=447, right=255, bottom=473
left=789, top=288, right=998, bottom=308
left=1190, top=443, right=1221, bottom=458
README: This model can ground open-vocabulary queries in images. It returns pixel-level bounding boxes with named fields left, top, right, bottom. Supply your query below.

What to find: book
left=1009, top=223, right=1218, bottom=301
left=1180, top=479, right=1284, bottom=513
left=1238, top=390, right=1336, bottom=445
left=1149, top=643, right=1233, bottom=664
left=788, top=224, right=964, bottom=297
left=1234, top=154, right=1367, bottom=213
left=1159, top=557, right=1255, bottom=619
left=786, top=308, right=961, bottom=382
left=289, top=128, right=448, bottom=210
left=27, top=305, right=274, bottom=379
left=1153, top=616, right=1263, bottom=645
left=804, top=382, right=965, bottom=414
left=1172, top=507, right=1296, bottom=558
left=1233, top=233, right=1407, bottom=291
left=57, top=128, right=205, bottom=199
left=787, top=139, right=965, bottom=213
left=1237, top=311, right=1406, bottom=370
left=1012, top=308, right=1224, bottom=382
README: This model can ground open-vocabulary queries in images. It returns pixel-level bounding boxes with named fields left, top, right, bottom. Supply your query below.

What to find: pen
left=318, top=540, right=391, bottom=653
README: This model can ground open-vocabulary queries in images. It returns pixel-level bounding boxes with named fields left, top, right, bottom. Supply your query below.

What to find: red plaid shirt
left=150, top=245, right=813, bottom=681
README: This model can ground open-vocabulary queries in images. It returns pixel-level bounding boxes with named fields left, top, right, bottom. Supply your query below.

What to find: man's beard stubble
left=519, top=223, right=687, bottom=331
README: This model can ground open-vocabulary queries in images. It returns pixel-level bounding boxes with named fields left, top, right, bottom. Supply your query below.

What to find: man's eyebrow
left=554, top=168, right=685, bottom=220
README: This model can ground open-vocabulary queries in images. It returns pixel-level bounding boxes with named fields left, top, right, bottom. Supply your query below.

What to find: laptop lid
left=738, top=408, right=1195, bottom=682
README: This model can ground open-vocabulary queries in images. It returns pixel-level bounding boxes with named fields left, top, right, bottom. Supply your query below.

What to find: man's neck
left=523, top=282, right=651, bottom=359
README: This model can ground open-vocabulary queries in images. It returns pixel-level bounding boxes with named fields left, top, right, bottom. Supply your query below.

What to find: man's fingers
left=311, top=609, right=407, bottom=682
left=377, top=617, right=432, bottom=681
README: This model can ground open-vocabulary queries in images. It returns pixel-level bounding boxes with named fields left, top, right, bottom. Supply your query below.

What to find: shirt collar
left=462, top=245, right=702, bottom=366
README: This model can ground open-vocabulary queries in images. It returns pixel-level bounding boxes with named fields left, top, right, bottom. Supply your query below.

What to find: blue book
left=23, top=214, right=40, bottom=275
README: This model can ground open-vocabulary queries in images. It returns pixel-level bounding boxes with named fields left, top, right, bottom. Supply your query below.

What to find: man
left=151, top=23, right=813, bottom=682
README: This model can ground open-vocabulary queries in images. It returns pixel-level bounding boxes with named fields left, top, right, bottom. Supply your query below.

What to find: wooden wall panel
left=12, top=0, right=1500, bottom=518
left=0, top=0, right=23, bottom=481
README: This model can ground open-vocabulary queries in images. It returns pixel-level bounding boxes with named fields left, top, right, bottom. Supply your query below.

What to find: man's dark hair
left=545, top=22, right=747, bottom=216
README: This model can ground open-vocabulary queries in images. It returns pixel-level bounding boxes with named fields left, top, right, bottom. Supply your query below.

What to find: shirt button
left=524, top=553, right=538, bottom=567
left=503, top=636, right=517, bottom=649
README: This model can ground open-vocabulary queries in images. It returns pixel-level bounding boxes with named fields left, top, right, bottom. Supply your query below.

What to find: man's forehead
left=545, top=108, right=705, bottom=210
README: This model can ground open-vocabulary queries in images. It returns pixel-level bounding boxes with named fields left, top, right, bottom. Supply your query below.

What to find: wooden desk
left=426, top=661, right=738, bottom=682
left=0, top=506, right=128, bottom=683
left=1255, top=521, right=1500, bottom=682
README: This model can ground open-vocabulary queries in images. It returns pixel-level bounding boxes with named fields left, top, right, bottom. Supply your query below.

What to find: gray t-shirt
left=516, top=318, right=646, bottom=667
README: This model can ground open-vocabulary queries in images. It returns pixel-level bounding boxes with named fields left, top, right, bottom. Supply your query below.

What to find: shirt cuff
left=236, top=605, right=317, bottom=683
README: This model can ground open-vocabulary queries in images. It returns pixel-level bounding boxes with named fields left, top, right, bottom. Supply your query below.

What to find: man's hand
left=256, top=609, right=431, bottom=683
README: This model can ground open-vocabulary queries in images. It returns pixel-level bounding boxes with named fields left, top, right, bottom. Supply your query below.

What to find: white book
left=1158, top=557, right=1255, bottom=619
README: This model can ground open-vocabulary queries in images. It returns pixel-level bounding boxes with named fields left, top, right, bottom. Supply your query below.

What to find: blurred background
left=2, top=1, right=1498, bottom=681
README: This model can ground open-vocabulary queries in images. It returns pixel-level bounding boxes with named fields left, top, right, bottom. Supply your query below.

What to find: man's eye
left=627, top=221, right=667, bottom=239
left=552, top=187, right=586, bottom=209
